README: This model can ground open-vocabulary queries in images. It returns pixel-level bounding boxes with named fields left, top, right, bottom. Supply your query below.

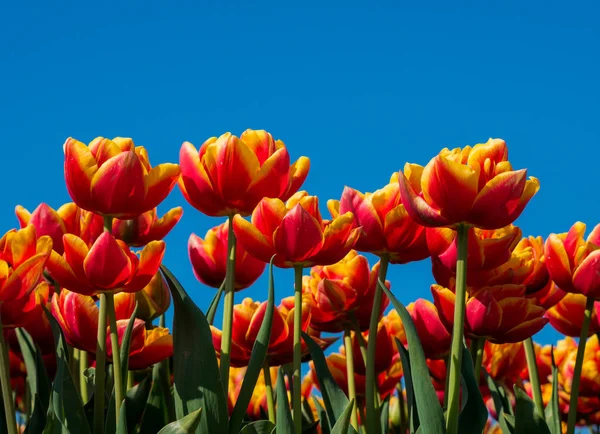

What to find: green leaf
left=206, top=280, right=225, bottom=326
left=116, top=400, right=128, bottom=434
left=161, top=264, right=228, bottom=434
left=379, top=395, right=390, bottom=434
left=24, top=394, right=47, bottom=434
left=157, top=408, right=203, bottom=434
left=313, top=397, right=330, bottom=434
left=16, top=328, right=51, bottom=412
left=140, top=359, right=175, bottom=433
left=276, top=368, right=294, bottom=434
left=301, top=333, right=355, bottom=434
left=544, top=348, right=561, bottom=434
left=514, top=387, right=551, bottom=434
left=381, top=283, right=446, bottom=434
left=395, top=341, right=419, bottom=433
left=229, top=258, right=276, bottom=434
left=45, top=308, right=91, bottom=434
left=457, top=345, right=487, bottom=434
left=330, top=399, right=355, bottom=434
left=239, top=420, right=276, bottom=434
left=483, top=370, right=513, bottom=434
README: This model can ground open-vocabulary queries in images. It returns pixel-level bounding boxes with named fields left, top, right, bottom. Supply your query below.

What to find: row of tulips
left=0, top=131, right=597, bottom=434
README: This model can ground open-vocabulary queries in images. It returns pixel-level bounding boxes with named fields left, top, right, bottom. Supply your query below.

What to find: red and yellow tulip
left=64, top=137, right=180, bottom=219
left=134, top=271, right=171, bottom=322
left=397, top=139, right=539, bottom=229
left=328, top=174, right=429, bottom=263
left=482, top=341, right=526, bottom=388
left=560, top=335, right=600, bottom=416
left=179, top=130, right=309, bottom=217
left=545, top=222, right=600, bottom=297
left=545, top=293, right=600, bottom=337
left=112, top=207, right=183, bottom=247
left=46, top=231, right=165, bottom=296
left=188, top=221, right=266, bottom=290
left=233, top=192, right=360, bottom=268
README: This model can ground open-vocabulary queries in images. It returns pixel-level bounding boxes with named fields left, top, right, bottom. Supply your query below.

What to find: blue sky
left=1, top=1, right=598, bottom=348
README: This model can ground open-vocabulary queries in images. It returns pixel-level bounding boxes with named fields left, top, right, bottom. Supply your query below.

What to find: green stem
left=365, top=254, right=389, bottom=434
left=158, top=314, right=176, bottom=422
left=220, top=215, right=237, bottom=396
left=80, top=351, right=89, bottom=403
left=350, top=317, right=368, bottom=369
left=263, top=362, right=276, bottom=424
left=524, top=337, right=544, bottom=416
left=293, top=265, right=304, bottom=434
left=0, top=313, right=18, bottom=434
left=127, top=371, right=134, bottom=391
left=105, top=293, right=124, bottom=423
left=566, top=296, right=595, bottom=434
left=445, top=224, right=469, bottom=434
left=94, top=294, right=108, bottom=434
left=344, top=329, right=359, bottom=431
left=472, top=337, right=485, bottom=382
left=72, top=348, right=81, bottom=394
left=397, top=384, right=406, bottom=434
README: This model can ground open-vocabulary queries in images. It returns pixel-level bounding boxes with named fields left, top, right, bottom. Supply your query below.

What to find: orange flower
left=211, top=296, right=333, bottom=367
left=134, top=271, right=171, bottom=321
left=64, top=137, right=180, bottom=219
left=179, top=129, right=309, bottom=217
left=328, top=174, right=429, bottom=263
left=0, top=226, right=53, bottom=326
left=46, top=231, right=165, bottom=296
left=112, top=207, right=183, bottom=247
left=432, top=283, right=547, bottom=343
left=546, top=293, right=600, bottom=337
left=233, top=192, right=360, bottom=268
left=545, top=222, right=600, bottom=297
left=303, top=250, right=390, bottom=332
left=560, top=335, right=600, bottom=416
left=397, top=139, right=539, bottom=229
left=482, top=341, right=526, bottom=388
left=128, top=326, right=174, bottom=370
left=189, top=221, right=266, bottom=290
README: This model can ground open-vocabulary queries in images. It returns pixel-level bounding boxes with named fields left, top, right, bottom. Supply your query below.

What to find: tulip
left=128, top=326, right=174, bottom=370
left=303, top=250, right=390, bottom=332
left=179, top=129, right=309, bottom=217
left=46, top=231, right=165, bottom=296
left=112, top=207, right=183, bottom=247
left=189, top=221, right=266, bottom=291
left=328, top=174, right=429, bottom=264
left=561, top=335, right=600, bottom=418
left=64, top=137, right=180, bottom=219
left=546, top=293, right=600, bottom=337
left=482, top=342, right=526, bottom=388
left=397, top=138, right=539, bottom=229
left=135, top=271, right=171, bottom=322
left=432, top=284, right=548, bottom=343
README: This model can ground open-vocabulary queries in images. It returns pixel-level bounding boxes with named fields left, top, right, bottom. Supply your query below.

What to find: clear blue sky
left=1, top=1, right=598, bottom=347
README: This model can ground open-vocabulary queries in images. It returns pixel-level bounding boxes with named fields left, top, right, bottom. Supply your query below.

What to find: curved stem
left=566, top=296, right=595, bottom=434
left=524, top=337, right=543, bottom=416
left=80, top=351, right=89, bottom=403
left=445, top=224, right=469, bottom=434
left=472, top=337, right=485, bottom=382
left=0, top=313, right=18, bottom=434
left=220, top=215, right=237, bottom=396
left=292, top=265, right=304, bottom=434
left=105, top=293, right=123, bottom=422
left=365, top=255, right=389, bottom=434
left=94, top=294, right=108, bottom=434
left=263, top=362, right=275, bottom=424
left=344, top=329, right=359, bottom=431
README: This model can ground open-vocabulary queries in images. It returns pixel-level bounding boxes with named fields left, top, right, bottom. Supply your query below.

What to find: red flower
left=112, top=207, right=183, bottom=247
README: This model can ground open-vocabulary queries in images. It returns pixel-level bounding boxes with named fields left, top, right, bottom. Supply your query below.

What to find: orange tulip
left=545, top=222, right=600, bottom=297
left=560, top=335, right=600, bottom=416
left=189, top=221, right=266, bottom=290
left=545, top=293, right=600, bottom=337
left=134, top=271, right=171, bottom=321
left=397, top=138, right=539, bottom=229
left=432, top=283, right=547, bottom=343
left=233, top=191, right=361, bottom=268
left=482, top=341, right=526, bottom=388
left=328, top=173, right=429, bottom=263
left=179, top=129, right=310, bottom=217
left=46, top=231, right=165, bottom=295
left=64, top=137, right=180, bottom=219
left=0, top=226, right=53, bottom=328
left=128, top=326, right=174, bottom=370
left=211, top=296, right=333, bottom=367
left=303, top=250, right=390, bottom=332
left=112, top=207, right=183, bottom=247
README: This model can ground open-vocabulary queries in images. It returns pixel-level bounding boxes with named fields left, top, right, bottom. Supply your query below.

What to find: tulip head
left=545, top=222, right=600, bottom=297
left=482, top=341, right=526, bottom=388
left=112, top=207, right=183, bottom=247
left=179, top=130, right=310, bottom=217
left=64, top=137, right=180, bottom=219
left=398, top=139, right=539, bottom=229
left=330, top=174, right=429, bottom=263
left=545, top=293, right=600, bottom=337
left=233, top=192, right=361, bottom=268
left=46, top=231, right=165, bottom=296
left=189, top=221, right=266, bottom=291
left=135, top=271, right=171, bottom=321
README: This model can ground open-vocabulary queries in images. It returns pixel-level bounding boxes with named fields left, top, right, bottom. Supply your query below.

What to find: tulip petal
left=573, top=249, right=600, bottom=297
left=397, top=168, right=450, bottom=227
left=144, top=163, right=181, bottom=211
left=113, top=292, right=137, bottom=321
left=545, top=233, right=574, bottom=292
left=465, top=291, right=502, bottom=337
left=274, top=204, right=324, bottom=263
left=64, top=138, right=97, bottom=210
left=233, top=215, right=276, bottom=264
left=126, top=241, right=166, bottom=292
left=282, top=157, right=310, bottom=201
left=14, top=206, right=31, bottom=228
left=246, top=302, right=288, bottom=347
left=2, top=253, right=49, bottom=301
left=246, top=147, right=291, bottom=208
left=83, top=232, right=132, bottom=290
left=129, top=327, right=174, bottom=370
left=339, top=187, right=386, bottom=252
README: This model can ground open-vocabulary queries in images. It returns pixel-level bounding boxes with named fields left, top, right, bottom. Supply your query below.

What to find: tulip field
left=1, top=133, right=598, bottom=434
